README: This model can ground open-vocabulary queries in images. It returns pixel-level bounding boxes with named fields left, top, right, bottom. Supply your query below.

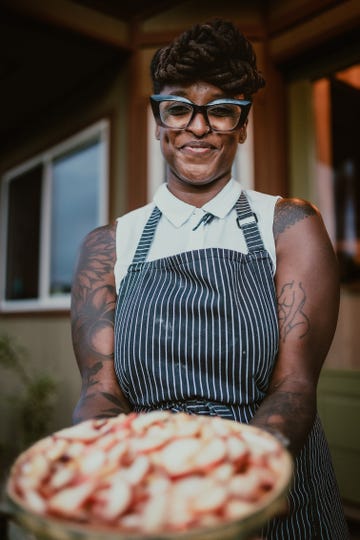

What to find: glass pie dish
left=4, top=411, right=293, bottom=540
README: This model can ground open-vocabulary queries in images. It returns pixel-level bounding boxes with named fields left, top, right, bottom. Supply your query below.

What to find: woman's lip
left=179, top=142, right=216, bottom=154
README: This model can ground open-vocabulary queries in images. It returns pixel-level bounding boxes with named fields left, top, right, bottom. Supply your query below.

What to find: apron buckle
left=236, top=213, right=258, bottom=229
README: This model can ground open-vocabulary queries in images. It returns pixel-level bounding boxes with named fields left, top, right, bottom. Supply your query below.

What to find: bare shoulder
left=273, top=197, right=338, bottom=270
left=72, top=221, right=118, bottom=313
left=80, top=222, right=117, bottom=257
left=75, top=222, right=117, bottom=278
left=273, top=197, right=320, bottom=240
left=274, top=200, right=339, bottom=309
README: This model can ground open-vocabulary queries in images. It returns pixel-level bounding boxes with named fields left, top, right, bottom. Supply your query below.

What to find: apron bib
left=114, top=191, right=278, bottom=422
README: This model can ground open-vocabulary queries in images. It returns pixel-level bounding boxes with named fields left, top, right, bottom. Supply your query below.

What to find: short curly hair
left=150, top=19, right=265, bottom=98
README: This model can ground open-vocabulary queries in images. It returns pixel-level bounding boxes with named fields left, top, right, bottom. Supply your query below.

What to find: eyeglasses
left=150, top=95, right=252, bottom=132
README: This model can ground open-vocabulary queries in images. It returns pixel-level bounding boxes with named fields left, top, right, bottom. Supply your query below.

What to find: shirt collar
left=153, top=179, right=242, bottom=228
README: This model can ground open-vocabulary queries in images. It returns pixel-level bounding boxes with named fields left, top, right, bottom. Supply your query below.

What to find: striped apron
left=114, top=192, right=348, bottom=539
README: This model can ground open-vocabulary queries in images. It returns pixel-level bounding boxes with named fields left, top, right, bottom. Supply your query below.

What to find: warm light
left=335, top=65, right=360, bottom=90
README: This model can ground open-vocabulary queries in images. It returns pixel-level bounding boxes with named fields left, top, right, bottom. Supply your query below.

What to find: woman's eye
left=167, top=104, right=191, bottom=116
left=209, top=105, right=239, bottom=117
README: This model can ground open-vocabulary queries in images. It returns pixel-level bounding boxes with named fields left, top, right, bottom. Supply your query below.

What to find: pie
left=7, top=410, right=292, bottom=536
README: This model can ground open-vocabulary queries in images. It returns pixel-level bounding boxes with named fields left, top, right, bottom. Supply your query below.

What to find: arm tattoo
left=81, top=361, right=103, bottom=389
left=274, top=199, right=316, bottom=239
left=71, top=225, right=116, bottom=360
left=100, top=393, right=127, bottom=417
left=278, top=280, right=310, bottom=341
left=71, top=225, right=128, bottom=419
left=274, top=200, right=313, bottom=341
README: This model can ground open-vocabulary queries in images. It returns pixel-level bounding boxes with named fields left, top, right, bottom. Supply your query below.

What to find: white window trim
left=0, top=119, right=110, bottom=313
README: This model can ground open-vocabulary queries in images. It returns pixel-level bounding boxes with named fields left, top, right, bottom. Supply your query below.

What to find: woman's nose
left=186, top=111, right=210, bottom=136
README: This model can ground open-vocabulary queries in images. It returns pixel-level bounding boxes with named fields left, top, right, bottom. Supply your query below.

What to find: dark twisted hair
left=150, top=19, right=265, bottom=97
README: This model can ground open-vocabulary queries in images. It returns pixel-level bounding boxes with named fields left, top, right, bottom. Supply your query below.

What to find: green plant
left=0, top=333, right=57, bottom=455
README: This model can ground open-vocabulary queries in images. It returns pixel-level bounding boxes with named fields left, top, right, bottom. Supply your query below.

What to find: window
left=1, top=120, right=109, bottom=312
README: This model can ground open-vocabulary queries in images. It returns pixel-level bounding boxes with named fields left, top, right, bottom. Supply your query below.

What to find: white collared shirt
left=114, top=179, right=280, bottom=292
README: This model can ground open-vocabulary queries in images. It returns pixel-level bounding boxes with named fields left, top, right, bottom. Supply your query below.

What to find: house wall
left=0, top=317, right=76, bottom=440
left=0, top=68, right=130, bottom=450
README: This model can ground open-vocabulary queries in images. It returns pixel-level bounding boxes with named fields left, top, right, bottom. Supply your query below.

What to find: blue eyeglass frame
left=150, top=95, right=252, bottom=131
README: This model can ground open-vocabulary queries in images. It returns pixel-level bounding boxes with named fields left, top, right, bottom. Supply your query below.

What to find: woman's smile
left=178, top=140, right=217, bottom=156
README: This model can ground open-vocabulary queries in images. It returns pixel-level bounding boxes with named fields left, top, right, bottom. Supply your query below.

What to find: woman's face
left=155, top=82, right=248, bottom=200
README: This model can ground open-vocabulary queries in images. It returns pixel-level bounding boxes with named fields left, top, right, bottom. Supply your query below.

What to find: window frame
left=0, top=119, right=110, bottom=313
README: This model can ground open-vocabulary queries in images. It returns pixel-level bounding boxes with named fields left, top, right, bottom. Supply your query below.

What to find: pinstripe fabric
left=132, top=206, right=162, bottom=263
left=235, top=193, right=263, bottom=251
left=114, top=191, right=348, bottom=539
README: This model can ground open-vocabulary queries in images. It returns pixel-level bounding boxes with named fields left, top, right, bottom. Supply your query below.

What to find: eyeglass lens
left=158, top=101, right=243, bottom=131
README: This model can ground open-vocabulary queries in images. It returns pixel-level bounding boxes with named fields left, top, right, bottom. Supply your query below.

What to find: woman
left=71, top=19, right=349, bottom=539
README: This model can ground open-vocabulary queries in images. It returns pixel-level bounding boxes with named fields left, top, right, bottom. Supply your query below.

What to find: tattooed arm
left=71, top=223, right=131, bottom=424
left=251, top=198, right=340, bottom=455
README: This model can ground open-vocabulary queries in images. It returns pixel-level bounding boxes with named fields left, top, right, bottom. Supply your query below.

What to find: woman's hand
left=71, top=222, right=131, bottom=424
left=251, top=198, right=340, bottom=455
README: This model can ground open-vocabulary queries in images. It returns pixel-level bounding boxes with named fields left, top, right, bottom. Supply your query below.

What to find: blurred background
left=0, top=0, right=359, bottom=534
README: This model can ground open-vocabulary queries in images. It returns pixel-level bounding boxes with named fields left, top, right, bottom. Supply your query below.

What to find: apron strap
left=132, top=206, right=162, bottom=264
left=235, top=191, right=265, bottom=252
left=130, top=189, right=265, bottom=265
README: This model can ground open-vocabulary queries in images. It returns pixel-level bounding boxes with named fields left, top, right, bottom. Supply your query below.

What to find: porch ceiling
left=0, top=0, right=358, bottom=158
left=0, top=0, right=186, bottom=152
left=0, top=6, right=129, bottom=152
